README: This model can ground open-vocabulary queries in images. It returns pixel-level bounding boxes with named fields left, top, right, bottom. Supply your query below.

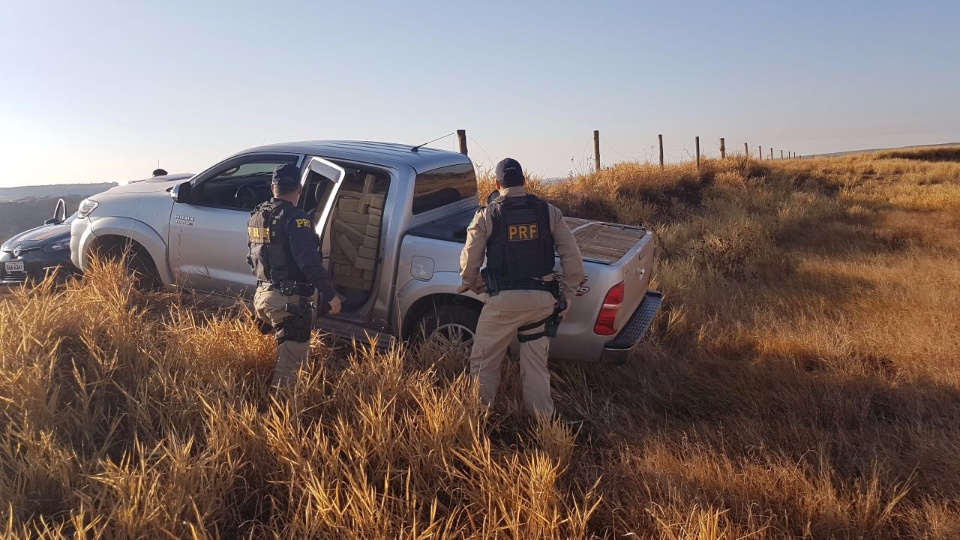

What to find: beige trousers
left=468, top=289, right=557, bottom=418
left=253, top=284, right=318, bottom=387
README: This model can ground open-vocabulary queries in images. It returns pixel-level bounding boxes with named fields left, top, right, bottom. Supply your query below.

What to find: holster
left=517, top=279, right=566, bottom=342
left=544, top=287, right=567, bottom=338
left=255, top=318, right=273, bottom=335
left=481, top=268, right=500, bottom=296
left=284, top=294, right=314, bottom=319
left=277, top=294, right=314, bottom=344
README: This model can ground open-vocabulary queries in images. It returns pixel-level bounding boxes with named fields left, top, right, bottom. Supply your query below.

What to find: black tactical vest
left=486, top=194, right=555, bottom=284
left=247, top=200, right=295, bottom=284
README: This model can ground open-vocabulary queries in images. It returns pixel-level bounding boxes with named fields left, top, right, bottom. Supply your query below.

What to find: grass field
left=2, top=147, right=959, bottom=538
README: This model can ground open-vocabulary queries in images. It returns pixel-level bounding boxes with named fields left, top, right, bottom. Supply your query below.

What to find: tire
left=126, top=248, right=163, bottom=290
left=416, top=303, right=480, bottom=349
left=95, top=241, right=163, bottom=291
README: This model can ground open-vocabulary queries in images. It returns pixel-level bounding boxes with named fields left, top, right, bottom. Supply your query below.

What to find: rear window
left=413, top=163, right=477, bottom=215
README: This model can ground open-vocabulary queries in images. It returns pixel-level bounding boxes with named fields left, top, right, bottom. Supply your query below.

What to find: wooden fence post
left=594, top=130, right=601, bottom=173
left=457, top=129, right=468, bottom=156
left=744, top=142, right=749, bottom=156
left=695, top=136, right=701, bottom=168
left=758, top=145, right=762, bottom=159
left=781, top=150, right=784, bottom=159
left=720, top=137, right=726, bottom=158
left=769, top=148, right=773, bottom=159
left=658, top=134, right=664, bottom=169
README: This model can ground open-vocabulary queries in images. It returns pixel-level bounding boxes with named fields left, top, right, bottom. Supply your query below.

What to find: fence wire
left=434, top=131, right=803, bottom=179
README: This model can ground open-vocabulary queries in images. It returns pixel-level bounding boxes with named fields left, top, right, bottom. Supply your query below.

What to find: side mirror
left=47, top=198, right=67, bottom=225
left=171, top=181, right=192, bottom=203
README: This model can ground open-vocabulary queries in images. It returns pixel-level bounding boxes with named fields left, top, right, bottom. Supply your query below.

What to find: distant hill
left=816, top=142, right=960, bottom=158
left=0, top=196, right=90, bottom=244
left=0, top=183, right=116, bottom=203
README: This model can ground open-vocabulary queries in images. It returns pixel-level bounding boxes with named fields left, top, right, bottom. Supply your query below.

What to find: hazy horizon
left=2, top=1, right=958, bottom=187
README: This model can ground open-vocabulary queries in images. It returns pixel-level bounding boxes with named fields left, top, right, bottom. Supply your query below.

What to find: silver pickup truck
left=71, top=141, right=661, bottom=363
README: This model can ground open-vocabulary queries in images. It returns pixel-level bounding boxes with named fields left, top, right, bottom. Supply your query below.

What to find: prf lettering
left=295, top=219, right=311, bottom=228
left=508, top=223, right=538, bottom=241
left=248, top=226, right=271, bottom=243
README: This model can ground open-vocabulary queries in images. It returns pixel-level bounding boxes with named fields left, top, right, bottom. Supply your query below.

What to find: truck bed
left=408, top=209, right=649, bottom=265
left=564, top=218, right=649, bottom=264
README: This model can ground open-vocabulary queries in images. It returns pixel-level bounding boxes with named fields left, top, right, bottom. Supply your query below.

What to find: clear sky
left=1, top=0, right=958, bottom=186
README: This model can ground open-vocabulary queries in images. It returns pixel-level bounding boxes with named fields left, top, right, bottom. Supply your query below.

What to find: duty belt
left=498, top=278, right=555, bottom=292
left=259, top=280, right=315, bottom=296
left=482, top=268, right=559, bottom=297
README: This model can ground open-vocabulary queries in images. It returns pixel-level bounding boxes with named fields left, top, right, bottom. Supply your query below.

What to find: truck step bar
left=600, top=290, right=663, bottom=365
left=318, top=317, right=397, bottom=354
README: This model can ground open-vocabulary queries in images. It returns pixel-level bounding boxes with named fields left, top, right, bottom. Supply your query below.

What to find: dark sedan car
left=0, top=199, right=78, bottom=284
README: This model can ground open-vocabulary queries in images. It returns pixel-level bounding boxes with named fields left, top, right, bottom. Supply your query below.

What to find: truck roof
left=234, top=140, right=473, bottom=174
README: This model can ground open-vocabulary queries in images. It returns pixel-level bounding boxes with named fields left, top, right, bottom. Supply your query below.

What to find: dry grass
left=2, top=146, right=960, bottom=538
left=0, top=261, right=594, bottom=538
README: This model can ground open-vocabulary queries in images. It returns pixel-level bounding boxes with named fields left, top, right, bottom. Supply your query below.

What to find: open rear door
left=303, top=156, right=346, bottom=286
left=303, top=156, right=346, bottom=239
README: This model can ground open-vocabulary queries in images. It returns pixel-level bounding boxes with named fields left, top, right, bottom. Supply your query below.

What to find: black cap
left=495, top=158, right=524, bottom=186
left=271, top=163, right=301, bottom=187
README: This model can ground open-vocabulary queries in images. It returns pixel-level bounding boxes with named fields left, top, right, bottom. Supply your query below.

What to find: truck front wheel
left=91, top=239, right=162, bottom=291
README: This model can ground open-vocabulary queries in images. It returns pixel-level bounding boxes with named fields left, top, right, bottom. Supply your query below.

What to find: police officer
left=460, top=158, right=585, bottom=419
left=247, top=163, right=341, bottom=387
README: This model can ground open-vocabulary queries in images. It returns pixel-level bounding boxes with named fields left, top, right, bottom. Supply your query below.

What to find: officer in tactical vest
left=459, top=158, right=585, bottom=419
left=247, top=163, right=341, bottom=387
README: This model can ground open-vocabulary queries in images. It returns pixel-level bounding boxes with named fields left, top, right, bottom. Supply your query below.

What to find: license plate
left=4, top=261, right=24, bottom=273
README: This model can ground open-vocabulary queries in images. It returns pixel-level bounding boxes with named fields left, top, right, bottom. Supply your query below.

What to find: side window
left=413, top=163, right=477, bottom=215
left=192, top=156, right=299, bottom=211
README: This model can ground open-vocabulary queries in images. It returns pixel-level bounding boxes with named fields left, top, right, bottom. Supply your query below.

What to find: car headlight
left=43, top=239, right=71, bottom=252
left=78, top=199, right=99, bottom=218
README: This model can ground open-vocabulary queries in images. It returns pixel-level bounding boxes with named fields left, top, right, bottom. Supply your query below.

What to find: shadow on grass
left=537, top=160, right=960, bottom=535
left=550, top=342, right=960, bottom=537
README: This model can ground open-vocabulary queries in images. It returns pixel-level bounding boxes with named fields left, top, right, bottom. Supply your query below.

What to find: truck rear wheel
left=418, top=304, right=480, bottom=349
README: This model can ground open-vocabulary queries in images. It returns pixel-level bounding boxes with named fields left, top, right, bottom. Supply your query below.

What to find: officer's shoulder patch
left=469, top=208, right=484, bottom=228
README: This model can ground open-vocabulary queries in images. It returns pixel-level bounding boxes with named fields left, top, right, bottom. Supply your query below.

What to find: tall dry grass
left=0, top=260, right=594, bottom=538
left=2, top=146, right=960, bottom=538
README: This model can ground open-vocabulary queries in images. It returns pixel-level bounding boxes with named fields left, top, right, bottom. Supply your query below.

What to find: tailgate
left=566, top=218, right=655, bottom=333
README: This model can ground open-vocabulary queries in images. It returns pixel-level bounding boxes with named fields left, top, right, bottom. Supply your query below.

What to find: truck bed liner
left=566, top=219, right=649, bottom=264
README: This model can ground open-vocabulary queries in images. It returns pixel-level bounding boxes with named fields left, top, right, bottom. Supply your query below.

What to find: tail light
left=593, top=281, right=624, bottom=335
